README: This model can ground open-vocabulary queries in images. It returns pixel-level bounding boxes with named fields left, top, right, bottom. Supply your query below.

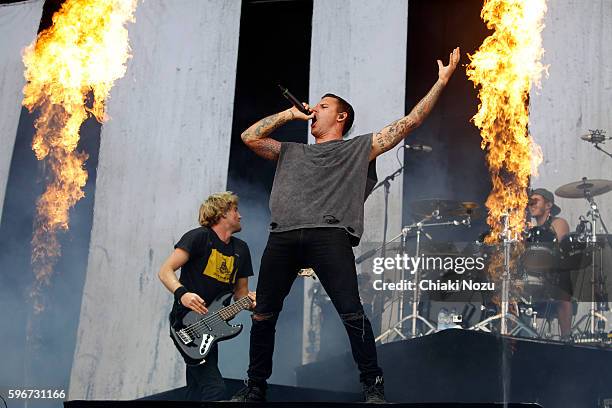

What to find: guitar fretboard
left=217, top=296, right=252, bottom=321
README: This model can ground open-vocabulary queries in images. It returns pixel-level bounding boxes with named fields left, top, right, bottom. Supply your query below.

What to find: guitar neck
left=217, top=296, right=252, bottom=321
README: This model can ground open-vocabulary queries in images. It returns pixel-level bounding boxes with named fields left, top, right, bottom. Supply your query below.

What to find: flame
left=466, top=0, right=547, bottom=243
left=22, top=0, right=137, bottom=309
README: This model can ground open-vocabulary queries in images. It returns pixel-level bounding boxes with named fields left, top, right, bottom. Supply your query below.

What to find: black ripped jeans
left=247, top=228, right=383, bottom=384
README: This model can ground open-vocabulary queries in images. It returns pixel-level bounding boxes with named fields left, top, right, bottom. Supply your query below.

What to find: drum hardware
left=513, top=296, right=577, bottom=340
left=517, top=297, right=538, bottom=331
left=373, top=213, right=473, bottom=343
left=470, top=213, right=538, bottom=337
left=556, top=178, right=612, bottom=342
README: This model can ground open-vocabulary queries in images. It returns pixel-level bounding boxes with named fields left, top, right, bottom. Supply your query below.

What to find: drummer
left=528, top=188, right=572, bottom=339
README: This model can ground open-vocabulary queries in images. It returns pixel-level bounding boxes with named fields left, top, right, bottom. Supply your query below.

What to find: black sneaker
left=230, top=379, right=267, bottom=402
left=362, top=376, right=386, bottom=403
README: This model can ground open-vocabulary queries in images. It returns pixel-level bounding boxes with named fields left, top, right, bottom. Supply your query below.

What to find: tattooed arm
left=370, top=47, right=460, bottom=161
left=241, top=105, right=313, bottom=160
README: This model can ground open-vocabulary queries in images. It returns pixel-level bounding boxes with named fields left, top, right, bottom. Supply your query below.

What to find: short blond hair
left=198, top=191, right=239, bottom=227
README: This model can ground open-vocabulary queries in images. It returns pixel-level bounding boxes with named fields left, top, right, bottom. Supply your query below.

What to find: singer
left=231, top=47, right=461, bottom=403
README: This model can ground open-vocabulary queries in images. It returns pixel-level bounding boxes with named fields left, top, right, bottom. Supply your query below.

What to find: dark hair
left=322, top=93, right=354, bottom=136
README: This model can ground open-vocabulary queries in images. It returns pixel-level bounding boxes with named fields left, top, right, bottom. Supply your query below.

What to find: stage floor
left=296, top=330, right=612, bottom=408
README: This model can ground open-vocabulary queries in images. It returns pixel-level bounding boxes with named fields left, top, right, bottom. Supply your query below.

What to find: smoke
left=0, top=107, right=101, bottom=408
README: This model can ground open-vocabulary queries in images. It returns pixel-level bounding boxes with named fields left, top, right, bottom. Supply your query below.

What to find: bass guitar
left=170, top=292, right=253, bottom=365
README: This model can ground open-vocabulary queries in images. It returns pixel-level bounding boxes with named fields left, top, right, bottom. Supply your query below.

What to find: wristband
left=173, top=286, right=188, bottom=305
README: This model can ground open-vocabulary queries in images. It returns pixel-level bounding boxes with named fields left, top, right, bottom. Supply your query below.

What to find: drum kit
left=364, top=177, right=612, bottom=346
left=556, top=178, right=612, bottom=343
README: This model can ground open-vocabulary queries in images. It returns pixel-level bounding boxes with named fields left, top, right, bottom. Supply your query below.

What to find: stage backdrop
left=53, top=0, right=612, bottom=399
left=530, top=0, right=612, bottom=231
left=0, top=0, right=44, bottom=222
left=302, top=0, right=408, bottom=362
left=68, top=0, right=241, bottom=399
left=529, top=0, right=612, bottom=322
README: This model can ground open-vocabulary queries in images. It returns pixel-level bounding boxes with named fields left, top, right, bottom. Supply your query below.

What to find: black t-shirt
left=172, top=226, right=253, bottom=315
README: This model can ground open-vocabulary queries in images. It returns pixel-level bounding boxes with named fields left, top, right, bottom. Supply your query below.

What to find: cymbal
left=448, top=202, right=484, bottom=220
left=410, top=199, right=462, bottom=218
left=555, top=178, right=612, bottom=199
left=460, top=201, right=479, bottom=210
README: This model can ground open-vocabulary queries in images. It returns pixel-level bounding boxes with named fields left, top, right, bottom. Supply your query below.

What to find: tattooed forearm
left=242, top=110, right=294, bottom=142
left=241, top=109, right=293, bottom=161
left=371, top=79, right=447, bottom=159
left=413, top=79, right=445, bottom=123
left=373, top=116, right=420, bottom=155
left=248, top=138, right=281, bottom=161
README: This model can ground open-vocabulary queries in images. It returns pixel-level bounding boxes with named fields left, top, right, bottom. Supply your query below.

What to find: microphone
left=278, top=84, right=310, bottom=115
left=581, top=130, right=609, bottom=144
left=403, top=144, right=433, bottom=153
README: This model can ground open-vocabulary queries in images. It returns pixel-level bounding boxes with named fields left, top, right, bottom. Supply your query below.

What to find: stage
left=1, top=1, right=611, bottom=408
left=62, top=330, right=610, bottom=408
left=297, top=330, right=612, bottom=407
left=66, top=402, right=541, bottom=408
left=65, top=379, right=542, bottom=407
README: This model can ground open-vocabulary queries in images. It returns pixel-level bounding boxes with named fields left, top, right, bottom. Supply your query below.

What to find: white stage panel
left=69, top=0, right=241, bottom=399
left=304, top=0, right=408, bottom=361
left=0, top=1, right=44, bottom=222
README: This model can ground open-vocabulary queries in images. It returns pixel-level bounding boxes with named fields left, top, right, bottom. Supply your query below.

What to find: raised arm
left=370, top=47, right=460, bottom=161
left=241, top=105, right=313, bottom=160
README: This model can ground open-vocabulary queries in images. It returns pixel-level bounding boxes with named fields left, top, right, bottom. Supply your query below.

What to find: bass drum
left=559, top=233, right=591, bottom=270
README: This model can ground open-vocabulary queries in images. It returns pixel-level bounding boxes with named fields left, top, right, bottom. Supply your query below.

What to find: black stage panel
left=66, top=402, right=540, bottom=408
left=139, top=379, right=359, bottom=402
left=296, top=330, right=612, bottom=408
left=65, top=377, right=541, bottom=407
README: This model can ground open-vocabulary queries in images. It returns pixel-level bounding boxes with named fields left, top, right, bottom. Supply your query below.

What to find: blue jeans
left=184, top=344, right=226, bottom=401
left=247, top=228, right=383, bottom=384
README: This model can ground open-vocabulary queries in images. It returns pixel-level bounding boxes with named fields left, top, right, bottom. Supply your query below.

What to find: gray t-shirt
left=268, top=133, right=377, bottom=246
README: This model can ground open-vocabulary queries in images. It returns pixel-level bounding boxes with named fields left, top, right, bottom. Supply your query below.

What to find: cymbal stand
left=375, top=215, right=471, bottom=343
left=571, top=190, right=609, bottom=340
left=470, top=214, right=538, bottom=337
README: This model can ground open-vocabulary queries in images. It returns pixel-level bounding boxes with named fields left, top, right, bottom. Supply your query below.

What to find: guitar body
left=170, top=292, right=245, bottom=365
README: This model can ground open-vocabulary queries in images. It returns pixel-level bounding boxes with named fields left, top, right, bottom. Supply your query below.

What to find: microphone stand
left=369, top=165, right=404, bottom=335
left=593, top=144, right=612, bottom=159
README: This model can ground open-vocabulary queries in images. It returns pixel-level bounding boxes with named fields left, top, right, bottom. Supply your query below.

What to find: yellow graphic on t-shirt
left=202, top=249, right=235, bottom=283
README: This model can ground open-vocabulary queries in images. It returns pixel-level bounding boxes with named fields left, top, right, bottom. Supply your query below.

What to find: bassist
left=158, top=191, right=255, bottom=401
